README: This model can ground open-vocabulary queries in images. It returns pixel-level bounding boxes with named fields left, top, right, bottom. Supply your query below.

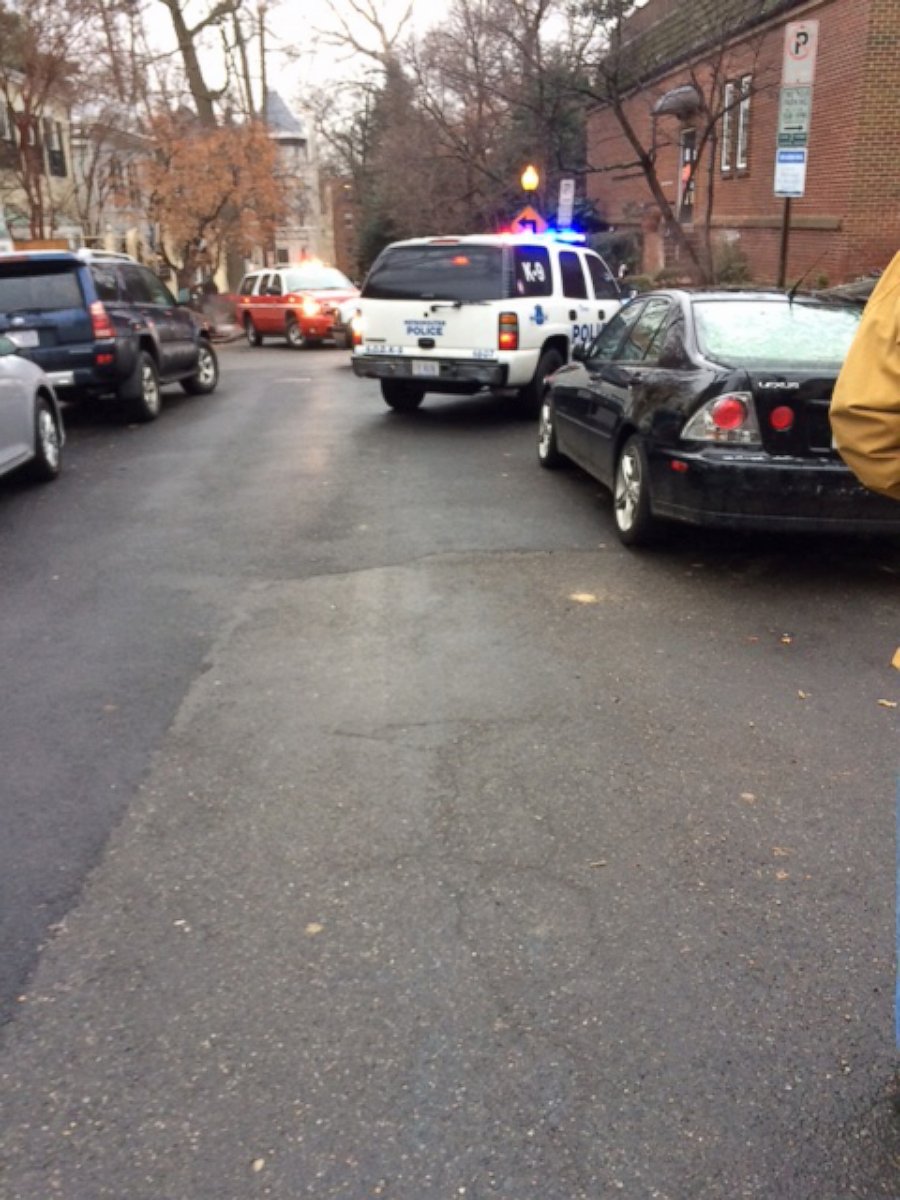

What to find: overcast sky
left=143, top=0, right=436, bottom=97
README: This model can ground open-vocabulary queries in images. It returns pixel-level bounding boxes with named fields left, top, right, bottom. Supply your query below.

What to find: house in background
left=263, top=90, right=332, bottom=267
left=0, top=75, right=80, bottom=248
left=586, top=0, right=899, bottom=285
left=68, top=115, right=153, bottom=259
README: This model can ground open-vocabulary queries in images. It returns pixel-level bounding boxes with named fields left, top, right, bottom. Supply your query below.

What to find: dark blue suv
left=0, top=250, right=218, bottom=421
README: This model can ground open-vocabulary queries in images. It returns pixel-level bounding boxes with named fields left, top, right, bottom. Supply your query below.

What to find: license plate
left=412, top=360, right=439, bottom=377
left=6, top=329, right=39, bottom=348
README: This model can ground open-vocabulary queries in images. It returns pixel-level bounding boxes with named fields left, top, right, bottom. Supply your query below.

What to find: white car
left=351, top=231, right=624, bottom=412
left=0, top=334, right=64, bottom=483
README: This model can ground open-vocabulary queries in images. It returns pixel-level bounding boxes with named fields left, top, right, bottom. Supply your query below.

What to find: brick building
left=586, top=0, right=899, bottom=285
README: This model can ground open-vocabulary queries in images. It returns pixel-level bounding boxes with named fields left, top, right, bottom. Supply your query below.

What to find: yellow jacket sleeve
left=830, top=252, right=900, bottom=502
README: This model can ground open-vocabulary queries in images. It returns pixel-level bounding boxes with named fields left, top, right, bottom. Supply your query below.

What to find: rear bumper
left=648, top=447, right=900, bottom=533
left=352, top=354, right=508, bottom=393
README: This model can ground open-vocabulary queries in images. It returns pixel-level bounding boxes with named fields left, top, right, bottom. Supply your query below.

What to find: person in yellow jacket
left=830, top=252, right=900, bottom=502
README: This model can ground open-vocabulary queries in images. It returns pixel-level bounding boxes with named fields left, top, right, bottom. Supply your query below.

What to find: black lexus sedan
left=537, top=288, right=900, bottom=546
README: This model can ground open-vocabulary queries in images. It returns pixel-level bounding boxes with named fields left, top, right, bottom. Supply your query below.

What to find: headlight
left=301, top=297, right=321, bottom=318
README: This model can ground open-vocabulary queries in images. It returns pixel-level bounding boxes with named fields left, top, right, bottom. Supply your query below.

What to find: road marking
left=273, top=377, right=312, bottom=383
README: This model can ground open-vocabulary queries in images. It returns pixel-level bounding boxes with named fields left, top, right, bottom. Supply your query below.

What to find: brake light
left=498, top=312, right=518, bottom=351
left=351, top=312, right=364, bottom=347
left=90, top=301, right=114, bottom=340
left=681, top=391, right=761, bottom=445
left=710, top=395, right=747, bottom=430
left=769, top=405, right=795, bottom=431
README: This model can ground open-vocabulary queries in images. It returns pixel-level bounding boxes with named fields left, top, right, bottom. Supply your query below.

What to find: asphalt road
left=1, top=341, right=899, bottom=1198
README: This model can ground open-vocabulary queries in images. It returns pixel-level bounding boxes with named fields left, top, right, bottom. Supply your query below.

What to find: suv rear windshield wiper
left=428, top=298, right=491, bottom=310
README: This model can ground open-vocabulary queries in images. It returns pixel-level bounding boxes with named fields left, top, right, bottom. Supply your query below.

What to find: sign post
left=775, top=20, right=819, bottom=285
left=556, top=179, right=575, bottom=228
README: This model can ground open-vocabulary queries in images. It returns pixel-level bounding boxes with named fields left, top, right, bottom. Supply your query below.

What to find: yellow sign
left=510, top=205, right=547, bottom=234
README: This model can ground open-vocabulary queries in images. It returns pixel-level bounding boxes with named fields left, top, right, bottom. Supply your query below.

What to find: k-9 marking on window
left=514, top=246, right=553, bottom=297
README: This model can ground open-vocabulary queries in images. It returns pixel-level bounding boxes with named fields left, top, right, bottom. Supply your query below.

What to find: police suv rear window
left=0, top=263, right=84, bottom=312
left=363, top=245, right=505, bottom=302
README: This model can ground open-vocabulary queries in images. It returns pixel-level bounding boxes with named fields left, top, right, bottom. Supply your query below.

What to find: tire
left=26, top=394, right=62, bottom=482
left=244, top=317, right=262, bottom=347
left=519, top=347, right=564, bottom=418
left=285, top=318, right=305, bottom=349
left=613, top=434, right=661, bottom=546
left=381, top=379, right=425, bottom=412
left=181, top=340, right=219, bottom=395
left=119, top=350, right=161, bottom=423
left=537, top=394, right=565, bottom=469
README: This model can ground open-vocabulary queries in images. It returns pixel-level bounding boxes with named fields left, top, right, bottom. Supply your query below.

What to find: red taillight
left=498, top=312, right=518, bottom=351
left=769, top=405, right=795, bottom=431
left=90, top=300, right=114, bottom=340
left=710, top=395, right=748, bottom=431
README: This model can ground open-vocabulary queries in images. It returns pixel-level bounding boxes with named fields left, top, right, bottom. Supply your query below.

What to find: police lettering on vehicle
left=404, top=320, right=446, bottom=338
left=572, top=322, right=602, bottom=345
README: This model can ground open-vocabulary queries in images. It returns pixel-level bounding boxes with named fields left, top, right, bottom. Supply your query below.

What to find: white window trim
left=721, top=81, right=735, bottom=172
left=736, top=74, right=752, bottom=170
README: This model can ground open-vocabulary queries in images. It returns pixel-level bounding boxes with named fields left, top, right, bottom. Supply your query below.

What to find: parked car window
left=267, top=274, right=284, bottom=296
left=0, top=265, right=83, bottom=312
left=617, top=299, right=672, bottom=362
left=693, top=298, right=862, bottom=368
left=140, top=269, right=176, bottom=306
left=119, top=264, right=155, bottom=305
left=584, top=252, right=620, bottom=300
left=363, top=244, right=506, bottom=302
left=587, top=301, right=647, bottom=359
left=283, top=266, right=353, bottom=291
left=238, top=274, right=258, bottom=296
left=513, top=246, right=553, bottom=297
left=90, top=265, right=120, bottom=302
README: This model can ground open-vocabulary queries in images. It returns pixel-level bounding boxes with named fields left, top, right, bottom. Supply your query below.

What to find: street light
left=520, top=164, right=540, bottom=193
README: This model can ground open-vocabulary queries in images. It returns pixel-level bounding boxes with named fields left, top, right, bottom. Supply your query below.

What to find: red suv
left=237, top=263, right=359, bottom=349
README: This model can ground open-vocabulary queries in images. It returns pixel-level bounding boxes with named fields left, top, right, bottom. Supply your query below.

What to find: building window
left=679, top=128, right=697, bottom=221
left=276, top=247, right=289, bottom=264
left=736, top=74, right=752, bottom=170
left=44, top=119, right=66, bottom=178
left=720, top=81, right=735, bottom=173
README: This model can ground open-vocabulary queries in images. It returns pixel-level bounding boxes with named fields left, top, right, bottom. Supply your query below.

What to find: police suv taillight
left=681, top=392, right=761, bottom=445
left=498, top=312, right=518, bottom=351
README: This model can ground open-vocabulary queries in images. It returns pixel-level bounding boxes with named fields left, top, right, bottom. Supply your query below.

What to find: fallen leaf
left=775, top=870, right=790, bottom=881
left=780, top=634, right=793, bottom=645
left=251, top=1158, right=266, bottom=1173
left=589, top=860, right=608, bottom=868
left=877, top=699, right=898, bottom=709
left=773, top=847, right=792, bottom=858
left=740, top=792, right=757, bottom=803
left=797, top=690, right=809, bottom=700
left=892, top=648, right=900, bottom=670
left=570, top=592, right=599, bottom=604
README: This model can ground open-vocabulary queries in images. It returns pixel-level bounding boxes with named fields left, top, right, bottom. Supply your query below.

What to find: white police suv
left=350, top=232, right=624, bottom=413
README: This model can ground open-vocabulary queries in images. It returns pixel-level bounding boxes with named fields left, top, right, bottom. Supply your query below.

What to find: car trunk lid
left=0, top=260, right=94, bottom=369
